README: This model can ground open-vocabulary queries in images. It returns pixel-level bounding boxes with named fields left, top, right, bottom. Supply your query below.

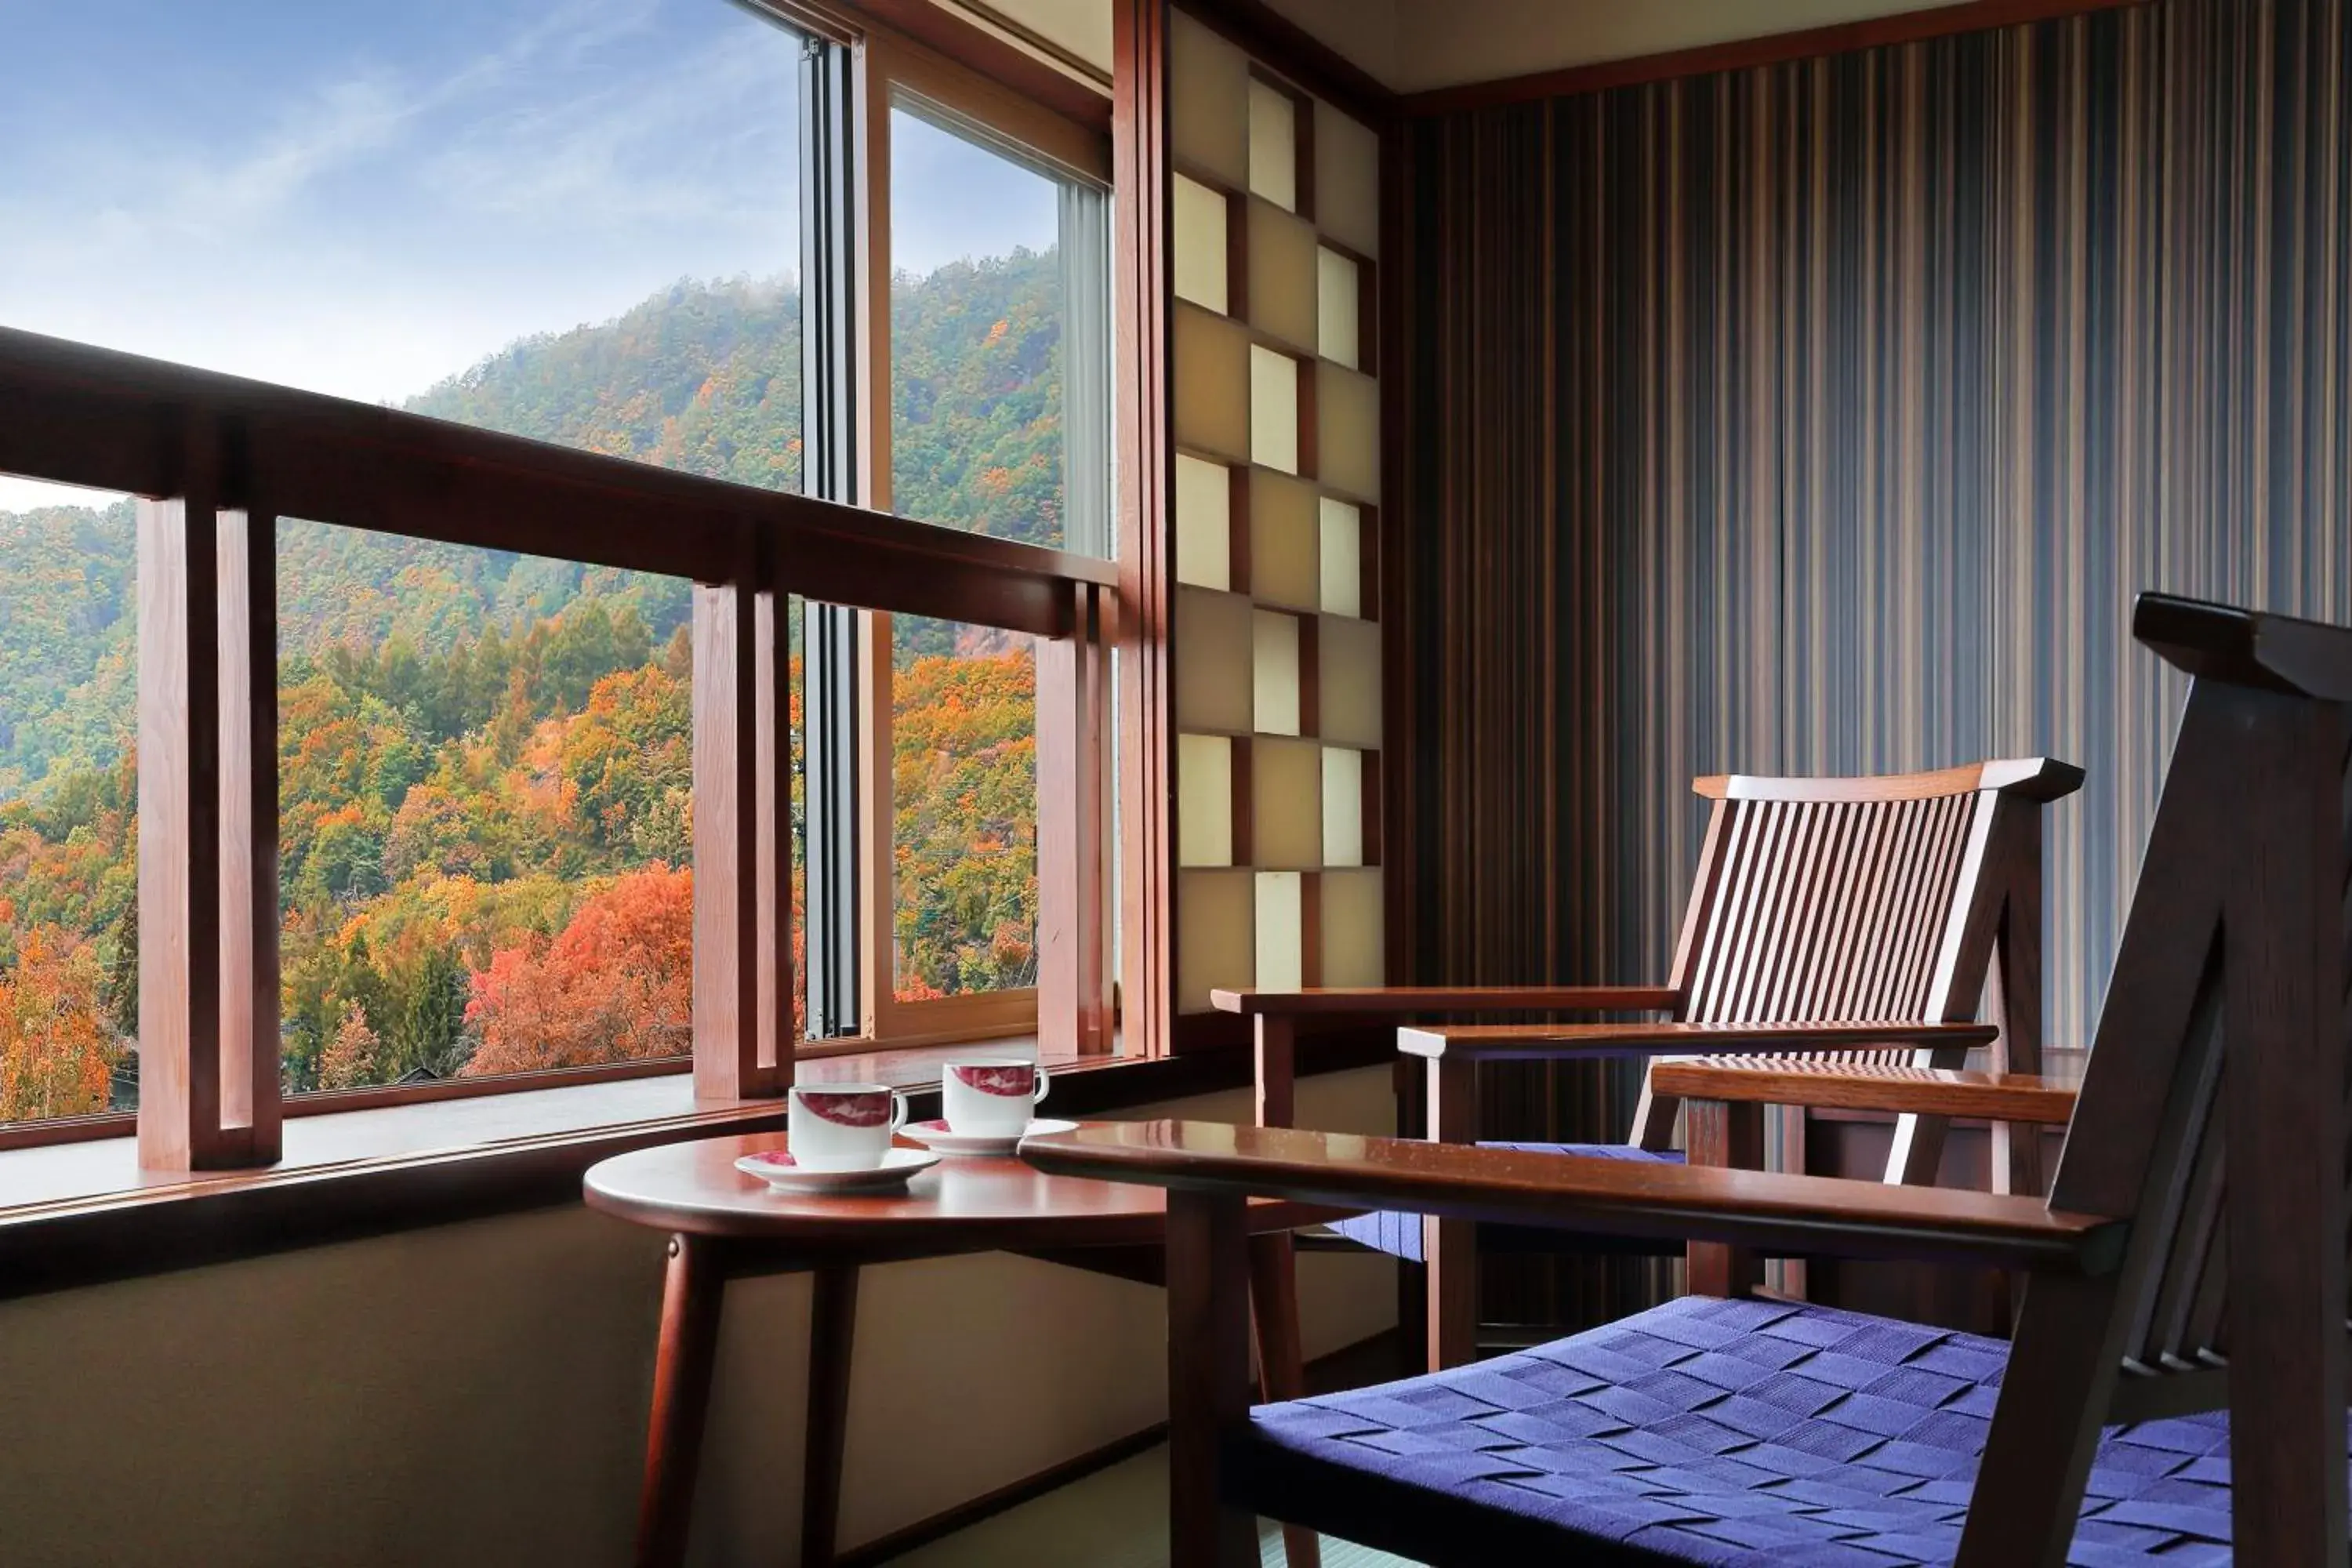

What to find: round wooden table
left=585, top=1126, right=1332, bottom=1568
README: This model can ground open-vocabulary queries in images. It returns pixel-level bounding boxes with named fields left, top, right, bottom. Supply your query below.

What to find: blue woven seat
left=1327, top=1142, right=1685, bottom=1261
left=1234, top=1294, right=2280, bottom=1567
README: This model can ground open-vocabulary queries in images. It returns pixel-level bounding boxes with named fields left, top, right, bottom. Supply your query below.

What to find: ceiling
left=1261, top=0, right=1968, bottom=93
left=969, top=0, right=1963, bottom=95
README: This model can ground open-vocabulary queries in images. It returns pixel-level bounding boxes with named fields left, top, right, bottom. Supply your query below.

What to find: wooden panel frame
left=1039, top=582, right=1116, bottom=1054
left=855, top=22, right=1120, bottom=1055
left=1116, top=0, right=1180, bottom=1060
left=135, top=469, right=281, bottom=1170
left=691, top=564, right=797, bottom=1103
left=822, top=0, right=1112, bottom=132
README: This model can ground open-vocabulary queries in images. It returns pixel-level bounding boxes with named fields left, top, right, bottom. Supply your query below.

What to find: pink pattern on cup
left=953, top=1064, right=1036, bottom=1098
left=804, top=1089, right=894, bottom=1127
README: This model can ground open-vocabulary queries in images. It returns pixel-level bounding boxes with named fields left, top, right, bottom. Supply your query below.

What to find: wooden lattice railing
left=0, top=325, right=1120, bottom=1169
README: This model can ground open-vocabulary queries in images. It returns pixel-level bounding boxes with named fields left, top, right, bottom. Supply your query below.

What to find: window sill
left=0, top=1033, right=1393, bottom=1301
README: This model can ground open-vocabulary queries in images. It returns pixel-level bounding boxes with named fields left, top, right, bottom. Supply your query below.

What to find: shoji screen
left=1167, top=9, right=1383, bottom=1022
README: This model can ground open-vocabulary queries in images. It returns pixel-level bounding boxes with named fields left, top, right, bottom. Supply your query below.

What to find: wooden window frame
left=0, top=4, right=1135, bottom=1166
left=843, top=24, right=1117, bottom=1058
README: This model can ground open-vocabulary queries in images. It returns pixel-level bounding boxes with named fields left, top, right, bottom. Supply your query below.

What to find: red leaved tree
left=462, top=863, right=694, bottom=1074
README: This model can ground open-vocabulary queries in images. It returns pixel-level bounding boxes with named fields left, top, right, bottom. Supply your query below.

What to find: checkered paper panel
left=1167, top=7, right=1384, bottom=1016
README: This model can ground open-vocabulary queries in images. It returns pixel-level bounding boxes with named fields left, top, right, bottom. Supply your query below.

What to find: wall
left=1389, top=0, right=2349, bottom=1308
left=0, top=1069, right=1396, bottom=1567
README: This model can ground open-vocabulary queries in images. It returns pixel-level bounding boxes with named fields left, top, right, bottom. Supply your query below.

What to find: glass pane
left=4, top=2, right=805, bottom=489
left=2, top=1, right=811, bottom=1102
left=892, top=615, right=1038, bottom=1000
left=0, top=479, right=140, bottom=1126
left=887, top=102, right=1109, bottom=554
left=277, top=527, right=699, bottom=1089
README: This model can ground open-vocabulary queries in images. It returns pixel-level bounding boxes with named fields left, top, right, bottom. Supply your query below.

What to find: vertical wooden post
left=1166, top=1189, right=1258, bottom=1568
left=1989, top=808, right=2047, bottom=1198
left=1253, top=1014, right=1295, bottom=1127
left=1684, top=1098, right=1764, bottom=1297
left=216, top=506, right=280, bottom=1163
left=2223, top=689, right=2348, bottom=1566
left=137, top=492, right=217, bottom=1170
left=1039, top=582, right=1112, bottom=1054
left=1113, top=0, right=1176, bottom=1060
left=136, top=433, right=281, bottom=1170
left=1423, top=1052, right=1477, bottom=1370
left=691, top=551, right=793, bottom=1102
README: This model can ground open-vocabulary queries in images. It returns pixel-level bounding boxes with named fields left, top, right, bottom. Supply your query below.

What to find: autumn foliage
left=464, top=863, right=693, bottom=1073
left=891, top=633, right=1038, bottom=1000
left=1, top=258, right=1062, bottom=1118
left=0, top=924, right=118, bottom=1121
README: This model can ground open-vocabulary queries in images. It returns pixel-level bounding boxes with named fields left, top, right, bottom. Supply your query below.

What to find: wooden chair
left=1033, top=592, right=2352, bottom=1566
left=1221, top=757, right=2083, bottom=1370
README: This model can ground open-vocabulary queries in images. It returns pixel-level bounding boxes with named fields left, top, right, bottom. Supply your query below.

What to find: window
left=0, top=3, right=1120, bottom=1156
left=854, top=75, right=1112, bottom=1044
left=0, top=481, right=138, bottom=1124
left=886, top=100, right=1111, bottom=554
left=891, top=616, right=1038, bottom=1003
left=0, top=0, right=817, bottom=1123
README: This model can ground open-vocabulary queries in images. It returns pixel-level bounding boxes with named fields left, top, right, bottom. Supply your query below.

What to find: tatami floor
left=886, top=1443, right=1421, bottom=1568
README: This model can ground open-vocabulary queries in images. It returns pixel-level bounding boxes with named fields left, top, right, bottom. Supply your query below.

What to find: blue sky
left=0, top=0, right=1060, bottom=509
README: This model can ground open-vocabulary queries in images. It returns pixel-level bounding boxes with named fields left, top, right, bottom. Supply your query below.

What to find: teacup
left=942, top=1059, right=1051, bottom=1137
left=788, top=1083, right=909, bottom=1171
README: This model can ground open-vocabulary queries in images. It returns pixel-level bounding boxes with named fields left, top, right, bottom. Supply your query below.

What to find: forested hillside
left=0, top=255, right=1059, bottom=1120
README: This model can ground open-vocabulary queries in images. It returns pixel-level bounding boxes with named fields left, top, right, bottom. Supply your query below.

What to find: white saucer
left=901, top=1117, right=1079, bottom=1157
left=734, top=1146, right=942, bottom=1194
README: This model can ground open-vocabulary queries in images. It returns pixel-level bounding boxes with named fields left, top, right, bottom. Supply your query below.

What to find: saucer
left=734, top=1146, right=942, bottom=1194
left=901, top=1117, right=1078, bottom=1157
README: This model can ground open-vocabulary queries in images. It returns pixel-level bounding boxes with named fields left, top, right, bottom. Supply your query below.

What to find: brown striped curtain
left=1391, top=0, right=2350, bottom=1327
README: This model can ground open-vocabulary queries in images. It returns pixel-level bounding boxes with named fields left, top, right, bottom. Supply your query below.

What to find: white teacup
left=788, top=1083, right=909, bottom=1171
left=942, top=1058, right=1051, bottom=1137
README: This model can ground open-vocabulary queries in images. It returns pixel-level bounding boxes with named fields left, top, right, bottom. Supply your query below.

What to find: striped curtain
left=1393, top=0, right=2351, bottom=1327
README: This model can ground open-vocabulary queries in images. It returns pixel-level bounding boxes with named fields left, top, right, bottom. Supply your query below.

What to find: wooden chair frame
left=1033, top=593, right=2352, bottom=1566
left=1221, top=756, right=2082, bottom=1369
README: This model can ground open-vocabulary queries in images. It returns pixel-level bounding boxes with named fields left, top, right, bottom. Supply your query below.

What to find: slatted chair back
left=1962, top=593, right=2352, bottom=1566
left=1635, top=758, right=2082, bottom=1188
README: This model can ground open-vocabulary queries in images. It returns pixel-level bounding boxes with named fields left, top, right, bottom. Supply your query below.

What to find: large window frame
left=0, top=1, right=1120, bottom=1165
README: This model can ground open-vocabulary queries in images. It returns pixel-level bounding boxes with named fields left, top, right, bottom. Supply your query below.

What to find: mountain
left=0, top=252, right=1069, bottom=801
left=0, top=256, right=1061, bottom=1115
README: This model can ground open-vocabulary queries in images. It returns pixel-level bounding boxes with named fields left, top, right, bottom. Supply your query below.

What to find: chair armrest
left=1650, top=1059, right=2078, bottom=1124
left=1211, top=985, right=1679, bottom=1018
left=1397, top=1019, right=1998, bottom=1062
left=1022, top=1121, right=2124, bottom=1274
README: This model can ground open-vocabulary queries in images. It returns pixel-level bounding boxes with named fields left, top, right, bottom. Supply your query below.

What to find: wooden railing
left=0, top=326, right=1120, bottom=1170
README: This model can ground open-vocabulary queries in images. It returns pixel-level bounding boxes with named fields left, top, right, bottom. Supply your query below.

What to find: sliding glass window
left=855, top=64, right=1112, bottom=1044
left=0, top=0, right=829, bottom=1123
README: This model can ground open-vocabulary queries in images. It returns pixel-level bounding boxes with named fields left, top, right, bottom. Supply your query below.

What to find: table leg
left=802, top=1263, right=859, bottom=1568
left=637, top=1233, right=725, bottom=1568
left=1169, top=1192, right=1260, bottom=1568
left=1248, top=1232, right=1323, bottom=1568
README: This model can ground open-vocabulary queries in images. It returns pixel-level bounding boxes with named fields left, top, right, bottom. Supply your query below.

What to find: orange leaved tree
left=463, top=862, right=694, bottom=1075
left=0, top=925, right=118, bottom=1121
